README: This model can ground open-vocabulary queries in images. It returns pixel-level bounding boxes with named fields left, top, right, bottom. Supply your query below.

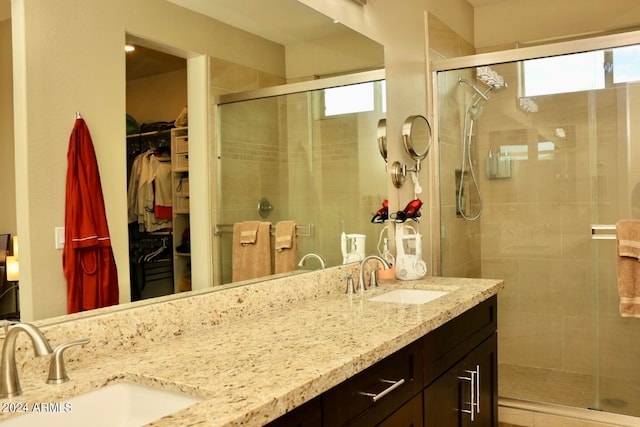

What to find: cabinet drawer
left=323, top=340, right=423, bottom=427
left=423, top=295, right=497, bottom=385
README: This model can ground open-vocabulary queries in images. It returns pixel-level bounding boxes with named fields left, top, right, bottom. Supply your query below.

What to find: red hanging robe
left=63, top=117, right=119, bottom=313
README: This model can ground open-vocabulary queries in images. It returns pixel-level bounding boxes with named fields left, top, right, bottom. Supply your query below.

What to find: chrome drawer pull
left=475, top=365, right=480, bottom=415
left=359, top=378, right=406, bottom=402
left=458, top=369, right=476, bottom=421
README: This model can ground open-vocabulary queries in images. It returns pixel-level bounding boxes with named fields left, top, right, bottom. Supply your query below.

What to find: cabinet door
left=424, top=333, right=497, bottom=427
left=424, top=357, right=465, bottom=426
left=464, top=333, right=497, bottom=427
left=377, top=393, right=423, bottom=427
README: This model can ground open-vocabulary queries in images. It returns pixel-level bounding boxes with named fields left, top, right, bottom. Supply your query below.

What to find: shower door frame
left=429, top=29, right=640, bottom=277
left=429, top=29, right=640, bottom=424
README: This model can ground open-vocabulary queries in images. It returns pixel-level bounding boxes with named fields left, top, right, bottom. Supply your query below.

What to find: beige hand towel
left=274, top=221, right=297, bottom=274
left=232, top=221, right=272, bottom=282
left=237, top=221, right=260, bottom=245
left=616, top=219, right=640, bottom=317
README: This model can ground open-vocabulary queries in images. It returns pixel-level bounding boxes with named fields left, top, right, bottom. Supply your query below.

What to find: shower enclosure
left=434, top=31, right=640, bottom=419
left=215, top=72, right=387, bottom=284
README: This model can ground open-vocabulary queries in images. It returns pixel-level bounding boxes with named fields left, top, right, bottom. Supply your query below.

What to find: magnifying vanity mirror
left=402, top=114, right=432, bottom=162
left=391, top=114, right=432, bottom=188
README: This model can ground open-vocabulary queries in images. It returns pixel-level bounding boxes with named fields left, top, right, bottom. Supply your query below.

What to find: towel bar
left=591, top=224, right=616, bottom=240
left=214, top=223, right=313, bottom=237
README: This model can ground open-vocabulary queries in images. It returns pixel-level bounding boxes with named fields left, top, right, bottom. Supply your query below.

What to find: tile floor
left=498, top=363, right=640, bottom=426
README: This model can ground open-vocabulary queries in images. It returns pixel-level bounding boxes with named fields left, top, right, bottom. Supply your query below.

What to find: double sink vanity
left=0, top=264, right=502, bottom=426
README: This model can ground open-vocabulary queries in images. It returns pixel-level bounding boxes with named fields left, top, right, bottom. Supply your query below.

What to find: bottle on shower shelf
left=486, top=148, right=497, bottom=178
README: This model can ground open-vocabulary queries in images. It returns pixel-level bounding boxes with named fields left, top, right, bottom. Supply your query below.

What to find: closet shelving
left=171, top=127, right=191, bottom=293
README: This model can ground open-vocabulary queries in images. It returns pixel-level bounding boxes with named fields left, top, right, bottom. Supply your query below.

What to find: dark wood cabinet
left=424, top=333, right=497, bottom=427
left=268, top=295, right=498, bottom=427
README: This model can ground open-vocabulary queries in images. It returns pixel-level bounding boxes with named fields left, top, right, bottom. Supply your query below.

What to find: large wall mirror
left=1, top=0, right=385, bottom=321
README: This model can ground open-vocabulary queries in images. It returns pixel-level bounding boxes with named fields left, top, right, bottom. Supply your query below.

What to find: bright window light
left=324, top=82, right=375, bottom=116
left=538, top=141, right=555, bottom=160
left=612, top=45, right=640, bottom=84
left=523, top=51, right=605, bottom=97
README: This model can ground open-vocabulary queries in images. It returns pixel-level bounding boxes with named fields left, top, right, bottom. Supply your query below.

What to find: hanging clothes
left=63, top=116, right=119, bottom=313
left=127, top=149, right=172, bottom=232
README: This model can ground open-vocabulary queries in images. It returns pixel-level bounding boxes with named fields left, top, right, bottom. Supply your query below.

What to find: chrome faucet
left=358, top=255, right=391, bottom=292
left=298, top=253, right=327, bottom=269
left=0, top=322, right=53, bottom=398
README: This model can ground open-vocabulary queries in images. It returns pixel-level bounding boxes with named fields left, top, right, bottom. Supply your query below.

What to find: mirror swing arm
left=391, top=115, right=432, bottom=188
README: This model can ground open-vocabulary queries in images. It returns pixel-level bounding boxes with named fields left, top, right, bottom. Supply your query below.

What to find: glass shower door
left=590, top=80, right=640, bottom=416
left=436, top=43, right=640, bottom=418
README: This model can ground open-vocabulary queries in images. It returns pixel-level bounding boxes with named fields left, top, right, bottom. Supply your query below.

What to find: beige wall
left=285, top=30, right=385, bottom=79
left=475, top=0, right=640, bottom=49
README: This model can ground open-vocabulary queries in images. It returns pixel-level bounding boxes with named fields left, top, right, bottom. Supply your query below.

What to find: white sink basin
left=367, top=289, right=449, bottom=305
left=0, top=381, right=202, bottom=427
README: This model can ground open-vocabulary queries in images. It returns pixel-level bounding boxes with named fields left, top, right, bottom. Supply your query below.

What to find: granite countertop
left=0, top=276, right=502, bottom=426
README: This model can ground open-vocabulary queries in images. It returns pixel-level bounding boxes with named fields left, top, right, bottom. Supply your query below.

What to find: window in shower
left=323, top=80, right=386, bottom=116
left=612, top=44, right=640, bottom=83
left=523, top=50, right=605, bottom=96
left=523, top=45, right=640, bottom=97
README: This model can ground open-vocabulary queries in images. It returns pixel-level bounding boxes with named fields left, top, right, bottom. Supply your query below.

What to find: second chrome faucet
left=358, top=255, right=391, bottom=292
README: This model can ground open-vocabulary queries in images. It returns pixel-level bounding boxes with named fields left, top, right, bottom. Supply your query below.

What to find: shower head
left=476, top=66, right=508, bottom=93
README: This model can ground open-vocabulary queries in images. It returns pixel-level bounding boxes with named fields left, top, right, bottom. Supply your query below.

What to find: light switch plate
left=55, top=227, right=65, bottom=249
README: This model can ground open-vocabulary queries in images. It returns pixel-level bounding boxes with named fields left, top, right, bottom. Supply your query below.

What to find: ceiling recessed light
left=124, top=44, right=135, bottom=53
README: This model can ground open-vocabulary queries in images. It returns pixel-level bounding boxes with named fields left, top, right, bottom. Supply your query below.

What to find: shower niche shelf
left=485, top=148, right=511, bottom=180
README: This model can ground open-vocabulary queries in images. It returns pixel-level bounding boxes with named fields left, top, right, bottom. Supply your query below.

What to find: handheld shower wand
left=456, top=67, right=508, bottom=221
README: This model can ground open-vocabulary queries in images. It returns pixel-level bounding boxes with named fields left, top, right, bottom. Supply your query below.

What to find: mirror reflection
left=216, top=77, right=387, bottom=284
left=83, top=0, right=384, bottom=309
left=1, top=0, right=386, bottom=320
